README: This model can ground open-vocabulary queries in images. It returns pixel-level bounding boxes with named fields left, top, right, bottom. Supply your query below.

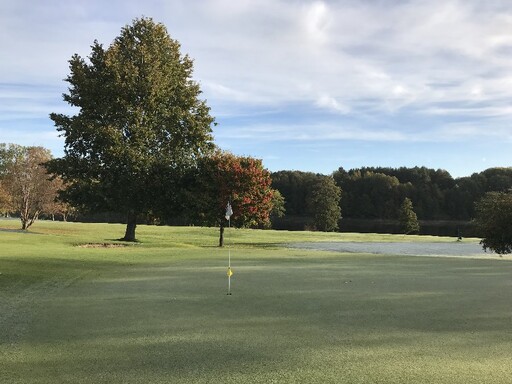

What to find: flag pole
left=225, top=202, right=233, bottom=295
left=228, top=215, right=231, bottom=295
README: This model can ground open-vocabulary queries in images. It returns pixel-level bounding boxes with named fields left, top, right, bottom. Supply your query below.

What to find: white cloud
left=2, top=0, right=512, bottom=155
left=215, top=122, right=410, bottom=143
left=302, top=1, right=331, bottom=45
left=0, top=1, right=504, bottom=111
left=316, top=95, right=350, bottom=114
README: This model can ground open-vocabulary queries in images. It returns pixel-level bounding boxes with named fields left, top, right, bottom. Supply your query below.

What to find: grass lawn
left=1, top=220, right=511, bottom=383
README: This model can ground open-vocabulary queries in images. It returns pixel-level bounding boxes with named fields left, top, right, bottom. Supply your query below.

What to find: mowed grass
left=1, top=220, right=511, bottom=383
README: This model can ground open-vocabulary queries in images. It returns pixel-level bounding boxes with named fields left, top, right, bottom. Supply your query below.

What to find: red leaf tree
left=190, top=151, right=276, bottom=246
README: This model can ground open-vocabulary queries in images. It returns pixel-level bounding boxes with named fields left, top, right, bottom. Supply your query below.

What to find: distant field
left=1, top=220, right=511, bottom=383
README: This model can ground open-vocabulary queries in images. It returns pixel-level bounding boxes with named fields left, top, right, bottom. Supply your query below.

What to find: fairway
left=1, top=221, right=512, bottom=383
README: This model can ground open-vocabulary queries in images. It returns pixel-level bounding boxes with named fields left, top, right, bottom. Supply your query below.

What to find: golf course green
left=1, top=220, right=511, bottom=383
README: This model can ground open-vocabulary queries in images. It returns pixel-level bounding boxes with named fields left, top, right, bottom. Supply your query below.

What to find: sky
left=1, top=0, right=512, bottom=178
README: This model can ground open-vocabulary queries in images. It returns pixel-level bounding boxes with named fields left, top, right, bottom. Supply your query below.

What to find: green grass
left=1, top=220, right=510, bottom=383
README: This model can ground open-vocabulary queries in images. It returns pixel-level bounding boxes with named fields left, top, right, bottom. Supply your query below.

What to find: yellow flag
left=227, top=267, right=233, bottom=277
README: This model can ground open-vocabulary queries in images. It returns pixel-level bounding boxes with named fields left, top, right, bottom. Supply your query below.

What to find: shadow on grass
left=0, top=228, right=38, bottom=234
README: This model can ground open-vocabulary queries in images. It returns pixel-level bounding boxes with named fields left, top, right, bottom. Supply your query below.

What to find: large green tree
left=46, top=17, right=214, bottom=241
left=475, top=191, right=512, bottom=254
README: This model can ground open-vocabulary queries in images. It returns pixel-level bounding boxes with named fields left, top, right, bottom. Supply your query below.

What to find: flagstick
left=227, top=216, right=232, bottom=295
left=225, top=201, right=233, bottom=296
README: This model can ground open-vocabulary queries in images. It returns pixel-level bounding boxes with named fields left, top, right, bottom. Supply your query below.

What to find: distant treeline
left=271, top=166, right=512, bottom=235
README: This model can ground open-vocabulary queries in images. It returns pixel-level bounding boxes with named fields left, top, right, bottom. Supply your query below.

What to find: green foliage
left=271, top=170, right=326, bottom=216
left=331, top=166, right=512, bottom=222
left=333, top=166, right=451, bottom=220
left=475, top=191, right=512, bottom=254
left=270, top=189, right=286, bottom=220
left=333, top=168, right=403, bottom=219
left=444, top=170, right=505, bottom=220
left=399, top=197, right=420, bottom=234
left=268, top=166, right=512, bottom=234
left=308, top=176, right=342, bottom=232
left=46, top=17, right=214, bottom=241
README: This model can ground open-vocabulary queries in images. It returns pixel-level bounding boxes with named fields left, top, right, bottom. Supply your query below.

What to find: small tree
left=399, top=197, right=420, bottom=234
left=187, top=151, right=276, bottom=246
left=1, top=145, right=56, bottom=229
left=475, top=191, right=512, bottom=254
left=270, top=189, right=286, bottom=221
left=308, top=176, right=342, bottom=232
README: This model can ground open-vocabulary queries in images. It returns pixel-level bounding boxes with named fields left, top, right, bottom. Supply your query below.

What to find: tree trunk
left=20, top=211, right=38, bottom=230
left=122, top=212, right=138, bottom=242
left=20, top=203, right=29, bottom=230
left=219, top=222, right=224, bottom=247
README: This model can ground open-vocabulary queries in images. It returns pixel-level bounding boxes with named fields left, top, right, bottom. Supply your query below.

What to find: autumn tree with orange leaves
left=186, top=151, right=279, bottom=246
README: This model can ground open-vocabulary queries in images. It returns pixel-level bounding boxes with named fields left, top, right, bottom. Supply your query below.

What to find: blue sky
left=1, top=0, right=512, bottom=178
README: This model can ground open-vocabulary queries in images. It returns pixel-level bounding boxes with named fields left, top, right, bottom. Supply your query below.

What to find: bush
left=475, top=192, right=512, bottom=254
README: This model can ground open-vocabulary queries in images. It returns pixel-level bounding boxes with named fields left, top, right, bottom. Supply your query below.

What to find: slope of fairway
left=1, top=220, right=511, bottom=383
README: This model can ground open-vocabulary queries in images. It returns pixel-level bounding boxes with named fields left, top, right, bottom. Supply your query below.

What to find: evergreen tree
left=308, top=176, right=342, bottom=232
left=399, top=197, right=420, bottom=234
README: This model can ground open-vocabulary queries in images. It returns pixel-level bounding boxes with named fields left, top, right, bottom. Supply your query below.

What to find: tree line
left=335, top=166, right=512, bottom=221
left=272, top=166, right=512, bottom=223
left=3, top=139, right=511, bottom=250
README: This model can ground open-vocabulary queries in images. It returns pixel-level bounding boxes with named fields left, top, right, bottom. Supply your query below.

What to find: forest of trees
left=335, top=166, right=512, bottom=221
left=271, top=166, right=512, bottom=235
